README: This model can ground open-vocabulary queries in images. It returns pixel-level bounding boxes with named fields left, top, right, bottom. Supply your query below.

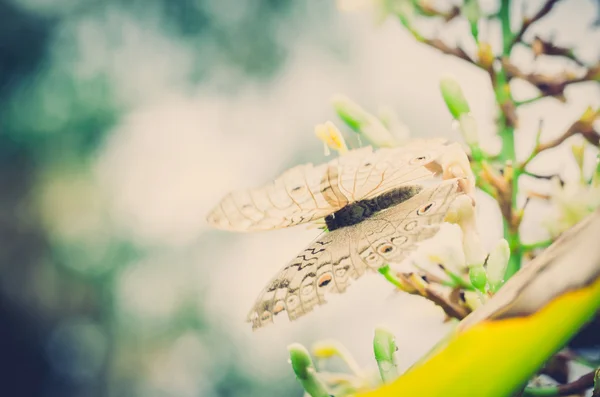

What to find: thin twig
left=503, top=58, right=598, bottom=102
left=395, top=272, right=470, bottom=321
left=511, top=0, right=563, bottom=46
left=414, top=3, right=460, bottom=22
left=526, top=36, right=587, bottom=67
left=422, top=38, right=477, bottom=65
left=520, top=109, right=600, bottom=170
left=522, top=171, right=562, bottom=182
left=521, top=239, right=553, bottom=252
left=393, top=14, right=480, bottom=68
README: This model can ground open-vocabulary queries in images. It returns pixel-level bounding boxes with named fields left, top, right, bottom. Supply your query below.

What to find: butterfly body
left=325, top=185, right=423, bottom=231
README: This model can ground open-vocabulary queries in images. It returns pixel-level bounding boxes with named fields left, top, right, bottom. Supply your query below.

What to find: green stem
left=515, top=95, right=545, bottom=107
left=503, top=218, right=522, bottom=279
left=378, top=264, right=403, bottom=289
left=499, top=0, right=513, bottom=56
left=521, top=239, right=553, bottom=252
left=497, top=0, right=525, bottom=279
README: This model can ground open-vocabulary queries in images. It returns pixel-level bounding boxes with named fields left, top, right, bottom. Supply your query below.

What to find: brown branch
left=540, top=354, right=570, bottom=384
left=525, top=191, right=552, bottom=200
left=397, top=272, right=470, bottom=320
left=528, top=35, right=587, bottom=67
left=393, top=13, right=479, bottom=68
left=415, top=3, right=460, bottom=22
left=512, top=0, right=563, bottom=46
left=519, top=108, right=600, bottom=170
left=423, top=286, right=470, bottom=320
left=479, top=161, right=514, bottom=224
left=422, top=38, right=478, bottom=66
left=503, top=58, right=599, bottom=103
left=534, top=123, right=579, bottom=152
left=537, top=125, right=599, bottom=153
left=555, top=371, right=595, bottom=395
left=522, top=171, right=562, bottom=182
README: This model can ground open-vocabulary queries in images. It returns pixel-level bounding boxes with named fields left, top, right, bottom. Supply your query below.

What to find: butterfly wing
left=247, top=178, right=465, bottom=329
left=207, top=139, right=462, bottom=232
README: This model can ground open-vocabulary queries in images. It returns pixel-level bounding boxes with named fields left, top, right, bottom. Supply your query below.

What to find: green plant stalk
left=373, top=327, right=400, bottom=383
left=445, top=268, right=476, bottom=291
left=288, top=344, right=330, bottom=397
left=521, top=240, right=553, bottom=252
left=378, top=265, right=403, bottom=289
left=499, top=0, right=513, bottom=56
left=503, top=219, right=522, bottom=279
left=496, top=0, right=525, bottom=279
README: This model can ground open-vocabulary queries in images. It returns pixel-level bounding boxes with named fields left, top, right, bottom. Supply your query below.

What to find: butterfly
left=207, top=139, right=475, bottom=329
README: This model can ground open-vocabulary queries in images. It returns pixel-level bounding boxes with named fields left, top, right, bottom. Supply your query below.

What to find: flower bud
left=463, top=0, right=481, bottom=39
left=373, top=326, right=399, bottom=383
left=486, top=239, right=510, bottom=292
left=440, top=77, right=471, bottom=119
left=477, top=42, right=494, bottom=69
left=449, top=195, right=487, bottom=267
left=458, top=113, right=479, bottom=146
left=469, top=265, right=487, bottom=292
left=314, top=121, right=349, bottom=155
left=331, top=95, right=399, bottom=148
left=288, top=343, right=330, bottom=397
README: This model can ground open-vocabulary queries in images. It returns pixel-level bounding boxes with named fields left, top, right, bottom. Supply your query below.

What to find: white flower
left=445, top=195, right=487, bottom=267
left=546, top=177, right=600, bottom=237
left=412, top=223, right=467, bottom=275
left=435, top=142, right=477, bottom=199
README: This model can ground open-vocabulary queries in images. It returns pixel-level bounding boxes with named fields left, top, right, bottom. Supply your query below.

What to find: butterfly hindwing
left=247, top=178, right=465, bottom=329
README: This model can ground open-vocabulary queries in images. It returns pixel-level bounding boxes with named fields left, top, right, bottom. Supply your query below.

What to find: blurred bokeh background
left=1, top=0, right=599, bottom=396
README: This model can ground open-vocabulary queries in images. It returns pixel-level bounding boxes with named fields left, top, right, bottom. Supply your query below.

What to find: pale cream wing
left=206, top=148, right=366, bottom=232
left=207, top=139, right=460, bottom=232
left=247, top=178, right=465, bottom=329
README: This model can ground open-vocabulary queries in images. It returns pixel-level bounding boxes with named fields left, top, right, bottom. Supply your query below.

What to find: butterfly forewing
left=207, top=139, right=454, bottom=232
left=247, top=178, right=465, bottom=329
